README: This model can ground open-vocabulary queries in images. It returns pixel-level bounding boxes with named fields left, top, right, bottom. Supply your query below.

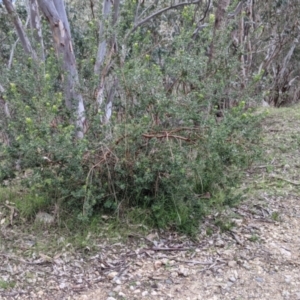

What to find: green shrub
left=0, top=2, right=263, bottom=234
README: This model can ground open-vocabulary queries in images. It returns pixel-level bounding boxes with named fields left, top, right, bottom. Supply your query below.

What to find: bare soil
left=1, top=105, right=300, bottom=300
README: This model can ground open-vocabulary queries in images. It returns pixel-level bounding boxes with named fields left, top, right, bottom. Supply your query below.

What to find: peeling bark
left=28, top=0, right=45, bottom=60
left=94, top=0, right=120, bottom=124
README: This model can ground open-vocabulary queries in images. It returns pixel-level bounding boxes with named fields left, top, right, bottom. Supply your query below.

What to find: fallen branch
left=144, top=247, right=194, bottom=251
left=270, top=174, right=300, bottom=186
left=142, top=132, right=195, bottom=142
left=172, top=259, right=213, bottom=265
left=0, top=291, right=28, bottom=297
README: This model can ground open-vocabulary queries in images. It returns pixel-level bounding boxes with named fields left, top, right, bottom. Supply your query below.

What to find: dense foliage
left=1, top=0, right=295, bottom=233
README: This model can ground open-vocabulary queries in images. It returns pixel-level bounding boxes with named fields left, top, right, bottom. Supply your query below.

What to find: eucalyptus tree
left=2, top=0, right=208, bottom=137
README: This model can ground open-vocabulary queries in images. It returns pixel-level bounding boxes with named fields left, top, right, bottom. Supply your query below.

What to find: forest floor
left=1, top=105, right=300, bottom=300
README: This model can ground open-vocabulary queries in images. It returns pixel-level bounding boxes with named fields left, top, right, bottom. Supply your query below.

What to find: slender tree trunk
left=28, top=0, right=45, bottom=60
left=94, top=0, right=120, bottom=124
left=3, top=0, right=37, bottom=60
left=214, top=0, right=231, bottom=30
left=37, top=0, right=86, bottom=138
left=94, top=0, right=112, bottom=75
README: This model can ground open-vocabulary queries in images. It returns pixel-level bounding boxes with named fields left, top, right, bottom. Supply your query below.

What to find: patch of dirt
left=1, top=105, right=300, bottom=300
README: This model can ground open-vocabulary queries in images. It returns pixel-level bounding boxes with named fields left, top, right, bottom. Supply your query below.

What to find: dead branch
left=125, top=0, right=201, bottom=39
left=142, top=133, right=194, bottom=142
left=144, top=247, right=194, bottom=252
left=270, top=174, right=300, bottom=186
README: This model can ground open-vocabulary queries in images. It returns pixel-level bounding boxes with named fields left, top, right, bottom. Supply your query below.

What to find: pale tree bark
left=37, top=0, right=86, bottom=138
left=28, top=0, right=45, bottom=60
left=95, top=0, right=201, bottom=124
left=0, top=84, right=10, bottom=119
left=3, top=0, right=37, bottom=61
left=0, top=83, right=11, bottom=146
left=94, top=0, right=120, bottom=124
left=94, top=0, right=112, bottom=75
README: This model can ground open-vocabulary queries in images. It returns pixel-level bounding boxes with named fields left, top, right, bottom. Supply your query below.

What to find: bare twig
left=125, top=0, right=201, bottom=40
left=172, top=259, right=213, bottom=265
left=192, top=0, right=211, bottom=39
left=144, top=247, right=194, bottom=252
left=142, top=133, right=194, bottom=142
left=0, top=291, right=28, bottom=297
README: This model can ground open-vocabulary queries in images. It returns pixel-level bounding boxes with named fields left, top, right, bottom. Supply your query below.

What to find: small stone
left=171, top=271, right=178, bottom=278
left=133, top=289, right=141, bottom=294
left=154, top=260, right=162, bottom=269
left=282, top=290, right=290, bottom=297
left=146, top=233, right=158, bottom=241
left=106, top=297, right=117, bottom=300
left=215, top=239, right=225, bottom=247
left=142, top=291, right=149, bottom=296
left=165, top=279, right=173, bottom=284
left=156, top=283, right=164, bottom=290
left=229, top=276, right=236, bottom=282
left=151, top=291, right=158, bottom=296
left=59, top=282, right=68, bottom=289
left=280, top=248, right=291, bottom=257
left=285, top=276, right=292, bottom=284
left=255, top=277, right=264, bottom=283
left=228, top=260, right=237, bottom=268
left=226, top=282, right=234, bottom=289
left=178, top=265, right=189, bottom=277
left=107, top=272, right=118, bottom=280
left=35, top=212, right=55, bottom=225
left=113, top=286, right=121, bottom=292
left=242, top=262, right=251, bottom=270
left=118, top=292, right=126, bottom=297
left=114, top=279, right=122, bottom=285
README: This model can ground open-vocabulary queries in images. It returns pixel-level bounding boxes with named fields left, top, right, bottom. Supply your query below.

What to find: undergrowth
left=0, top=3, right=265, bottom=235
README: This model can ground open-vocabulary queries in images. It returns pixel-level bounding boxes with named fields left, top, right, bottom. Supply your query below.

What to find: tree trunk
left=94, top=0, right=120, bottom=124
left=3, top=0, right=37, bottom=60
left=37, top=0, right=86, bottom=138
left=28, top=0, right=45, bottom=60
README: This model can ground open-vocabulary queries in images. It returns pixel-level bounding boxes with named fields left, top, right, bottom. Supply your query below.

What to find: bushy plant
left=0, top=1, right=264, bottom=234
